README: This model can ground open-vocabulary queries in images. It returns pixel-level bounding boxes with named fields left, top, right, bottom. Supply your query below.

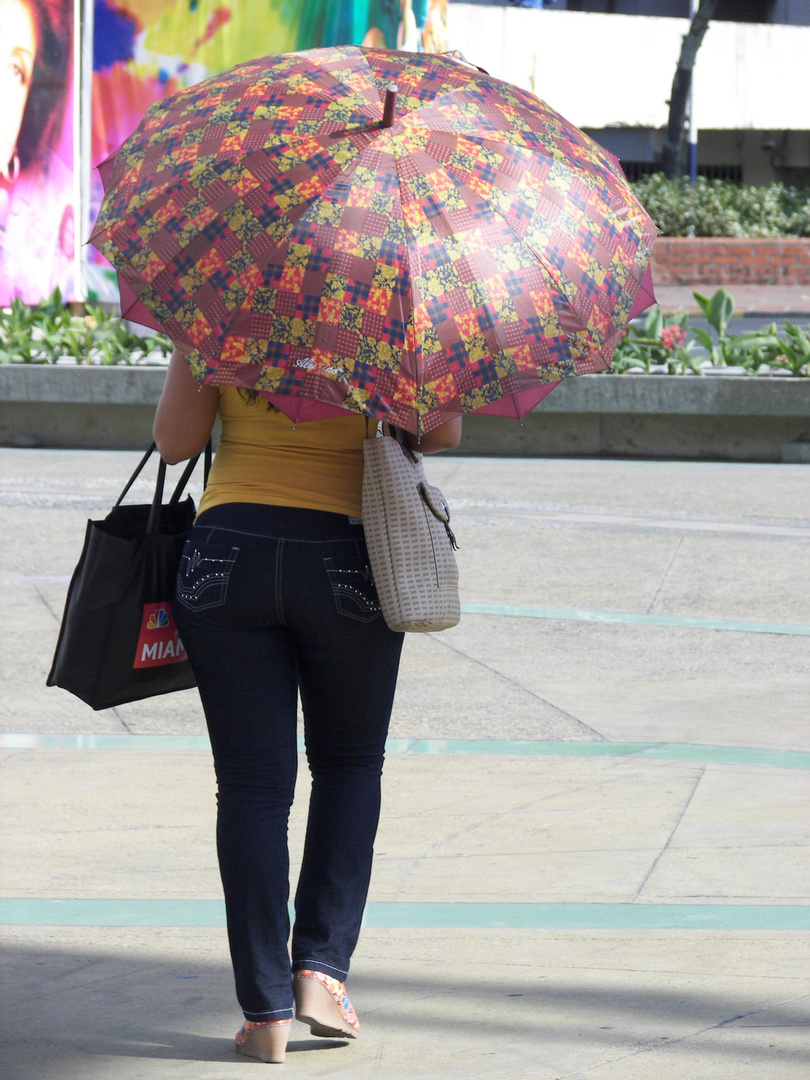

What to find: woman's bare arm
left=153, top=349, right=220, bottom=464
left=405, top=415, right=463, bottom=455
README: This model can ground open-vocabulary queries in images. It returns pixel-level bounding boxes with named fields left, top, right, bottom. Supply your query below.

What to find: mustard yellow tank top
left=197, top=389, right=367, bottom=518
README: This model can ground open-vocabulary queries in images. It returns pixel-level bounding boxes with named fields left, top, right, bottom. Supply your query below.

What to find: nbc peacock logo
left=146, top=608, right=171, bottom=630
left=133, top=602, right=187, bottom=669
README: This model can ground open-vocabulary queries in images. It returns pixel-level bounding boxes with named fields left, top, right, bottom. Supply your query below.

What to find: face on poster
left=0, top=0, right=76, bottom=304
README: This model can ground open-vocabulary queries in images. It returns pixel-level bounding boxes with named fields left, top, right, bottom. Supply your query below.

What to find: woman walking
left=154, top=349, right=461, bottom=1063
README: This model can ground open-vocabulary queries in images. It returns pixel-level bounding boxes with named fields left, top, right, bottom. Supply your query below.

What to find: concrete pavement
left=1, top=448, right=809, bottom=1078
left=654, top=283, right=810, bottom=316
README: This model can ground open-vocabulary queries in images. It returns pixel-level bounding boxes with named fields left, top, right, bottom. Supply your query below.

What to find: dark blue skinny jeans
left=173, top=503, right=404, bottom=1021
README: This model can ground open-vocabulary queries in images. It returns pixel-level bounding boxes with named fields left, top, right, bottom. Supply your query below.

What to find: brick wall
left=651, top=237, right=810, bottom=286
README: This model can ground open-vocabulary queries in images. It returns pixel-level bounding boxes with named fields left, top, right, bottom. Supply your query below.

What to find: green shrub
left=0, top=289, right=172, bottom=365
left=2, top=287, right=806, bottom=378
left=630, top=175, right=810, bottom=238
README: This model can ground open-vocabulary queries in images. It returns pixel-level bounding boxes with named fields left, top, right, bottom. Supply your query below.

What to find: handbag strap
left=147, top=440, right=212, bottom=534
left=369, top=418, right=420, bottom=464
left=390, top=423, right=419, bottom=464
left=114, top=443, right=158, bottom=508
left=113, top=441, right=212, bottom=536
left=145, top=459, right=170, bottom=536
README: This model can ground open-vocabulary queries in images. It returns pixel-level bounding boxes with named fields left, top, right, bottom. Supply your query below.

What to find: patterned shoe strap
left=298, top=969, right=359, bottom=1029
left=235, top=1017, right=291, bottom=1044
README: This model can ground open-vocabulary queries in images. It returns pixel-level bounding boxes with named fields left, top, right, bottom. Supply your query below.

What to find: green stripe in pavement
left=1, top=898, right=807, bottom=931
left=385, top=740, right=810, bottom=770
left=363, top=902, right=810, bottom=931
left=0, top=898, right=226, bottom=927
left=0, top=733, right=213, bottom=752
left=2, top=733, right=808, bottom=769
left=460, top=603, right=810, bottom=637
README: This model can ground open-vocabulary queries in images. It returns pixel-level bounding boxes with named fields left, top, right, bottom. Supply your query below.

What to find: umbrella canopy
left=91, top=46, right=657, bottom=435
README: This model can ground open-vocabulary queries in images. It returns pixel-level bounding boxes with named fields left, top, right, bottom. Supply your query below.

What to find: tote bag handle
left=114, top=441, right=212, bottom=536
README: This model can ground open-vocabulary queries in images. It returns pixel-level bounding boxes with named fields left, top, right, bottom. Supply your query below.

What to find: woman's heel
left=293, top=970, right=360, bottom=1038
left=235, top=1018, right=291, bottom=1063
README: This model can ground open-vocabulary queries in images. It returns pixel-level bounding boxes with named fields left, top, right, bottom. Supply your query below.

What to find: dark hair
left=16, top=0, right=72, bottom=172
left=238, top=388, right=277, bottom=410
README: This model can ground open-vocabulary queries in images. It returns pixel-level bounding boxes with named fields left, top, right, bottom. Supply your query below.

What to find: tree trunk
left=661, top=0, right=721, bottom=178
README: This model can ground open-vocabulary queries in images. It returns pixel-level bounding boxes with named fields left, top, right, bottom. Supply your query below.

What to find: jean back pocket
left=323, top=549, right=381, bottom=623
left=176, top=540, right=240, bottom=612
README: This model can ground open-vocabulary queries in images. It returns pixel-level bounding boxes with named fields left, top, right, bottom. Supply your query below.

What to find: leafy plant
left=691, top=287, right=738, bottom=366
left=0, top=294, right=39, bottom=363
left=731, top=321, right=810, bottom=377
left=611, top=287, right=809, bottom=377
left=3, top=287, right=807, bottom=378
left=631, top=174, right=810, bottom=238
left=0, top=289, right=172, bottom=364
left=613, top=306, right=704, bottom=375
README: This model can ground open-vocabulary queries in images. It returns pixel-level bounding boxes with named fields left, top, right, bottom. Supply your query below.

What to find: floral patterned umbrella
left=91, top=46, right=657, bottom=435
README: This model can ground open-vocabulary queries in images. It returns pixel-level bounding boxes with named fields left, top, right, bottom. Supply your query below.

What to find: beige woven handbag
left=362, top=428, right=460, bottom=633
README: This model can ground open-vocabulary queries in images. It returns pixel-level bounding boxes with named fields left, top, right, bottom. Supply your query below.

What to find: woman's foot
left=293, top=969, right=360, bottom=1038
left=235, top=1018, right=291, bottom=1063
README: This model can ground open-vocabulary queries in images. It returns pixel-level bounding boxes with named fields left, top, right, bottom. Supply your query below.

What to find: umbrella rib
left=400, top=87, right=606, bottom=164
left=371, top=130, right=423, bottom=427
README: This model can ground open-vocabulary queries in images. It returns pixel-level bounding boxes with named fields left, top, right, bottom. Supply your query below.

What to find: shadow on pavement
left=2, top=940, right=804, bottom=1078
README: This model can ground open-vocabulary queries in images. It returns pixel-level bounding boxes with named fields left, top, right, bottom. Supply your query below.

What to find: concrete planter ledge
left=0, top=364, right=808, bottom=462
left=0, top=366, right=169, bottom=451
left=540, top=372, right=809, bottom=417
left=0, top=364, right=168, bottom=404
left=462, top=375, right=810, bottom=462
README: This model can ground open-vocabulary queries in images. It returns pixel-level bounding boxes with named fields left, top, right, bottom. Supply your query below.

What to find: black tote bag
left=47, top=443, right=210, bottom=710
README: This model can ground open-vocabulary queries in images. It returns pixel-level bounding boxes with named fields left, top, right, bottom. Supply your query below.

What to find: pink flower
left=661, top=324, right=686, bottom=350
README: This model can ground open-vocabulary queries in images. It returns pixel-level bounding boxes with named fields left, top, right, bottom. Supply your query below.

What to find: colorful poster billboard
left=0, top=0, right=78, bottom=304
left=88, top=0, right=447, bottom=300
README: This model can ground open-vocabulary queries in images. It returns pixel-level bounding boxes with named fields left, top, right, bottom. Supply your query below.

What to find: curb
left=1, top=365, right=808, bottom=462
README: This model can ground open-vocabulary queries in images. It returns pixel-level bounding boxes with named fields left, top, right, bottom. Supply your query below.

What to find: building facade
left=448, top=1, right=810, bottom=184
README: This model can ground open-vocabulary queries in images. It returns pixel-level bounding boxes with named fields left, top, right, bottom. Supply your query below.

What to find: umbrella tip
left=381, top=83, right=398, bottom=128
